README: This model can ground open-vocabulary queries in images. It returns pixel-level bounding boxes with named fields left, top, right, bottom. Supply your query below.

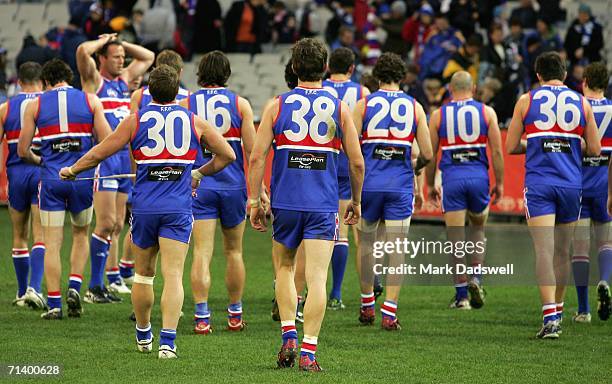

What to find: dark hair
left=466, top=34, right=483, bottom=48
left=98, top=40, right=123, bottom=57
left=148, top=65, right=179, bottom=103
left=284, top=60, right=298, bottom=90
left=18, top=61, right=42, bottom=84
left=510, top=16, right=522, bottom=27
left=360, top=73, right=379, bottom=93
left=328, top=47, right=354, bottom=75
left=197, top=50, right=231, bottom=87
left=489, top=22, right=503, bottom=34
left=534, top=51, right=566, bottom=82
left=584, top=62, right=609, bottom=91
left=156, top=49, right=183, bottom=74
left=41, top=58, right=73, bottom=87
left=372, top=52, right=407, bottom=84
left=291, top=38, right=328, bottom=82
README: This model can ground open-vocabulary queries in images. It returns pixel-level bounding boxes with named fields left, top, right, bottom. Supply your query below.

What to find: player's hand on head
left=491, top=184, right=504, bottom=205
left=98, top=33, right=118, bottom=43
left=59, top=167, right=76, bottom=181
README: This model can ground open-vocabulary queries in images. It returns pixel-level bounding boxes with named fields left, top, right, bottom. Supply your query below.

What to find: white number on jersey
left=195, top=93, right=231, bottom=134
left=57, top=91, right=69, bottom=132
left=445, top=105, right=481, bottom=144
left=591, top=104, right=612, bottom=140
left=533, top=89, right=581, bottom=132
left=112, top=106, right=130, bottom=122
left=323, top=86, right=358, bottom=110
left=139, top=110, right=191, bottom=157
left=365, top=96, right=414, bottom=139
left=283, top=94, right=336, bottom=144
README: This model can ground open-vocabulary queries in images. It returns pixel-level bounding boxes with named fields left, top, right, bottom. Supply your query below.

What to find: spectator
left=331, top=26, right=360, bottom=60
left=361, top=7, right=383, bottom=66
left=479, top=23, right=506, bottom=83
left=380, top=1, right=409, bottom=57
left=538, top=0, right=566, bottom=25
left=69, top=0, right=95, bottom=26
left=401, top=64, right=428, bottom=108
left=84, top=3, right=113, bottom=39
left=271, top=1, right=297, bottom=44
left=60, top=16, right=88, bottom=88
left=325, top=0, right=355, bottom=45
left=402, top=3, right=434, bottom=68
left=15, top=35, right=57, bottom=71
left=225, top=0, right=269, bottom=54
left=422, top=77, right=446, bottom=114
left=140, top=0, right=176, bottom=55
left=193, top=0, right=223, bottom=53
left=419, top=12, right=463, bottom=79
left=296, top=0, right=321, bottom=38
left=443, top=34, right=482, bottom=83
left=175, top=0, right=198, bottom=60
left=360, top=72, right=379, bottom=93
left=447, top=0, right=478, bottom=39
left=535, top=16, right=562, bottom=53
left=505, top=17, right=527, bottom=71
left=524, top=34, right=547, bottom=84
left=564, top=3, right=604, bottom=65
left=509, top=0, right=538, bottom=30
left=565, top=62, right=585, bottom=93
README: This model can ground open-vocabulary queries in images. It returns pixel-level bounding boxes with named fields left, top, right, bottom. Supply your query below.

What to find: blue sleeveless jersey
left=188, top=87, right=245, bottom=190
left=139, top=85, right=190, bottom=110
left=438, top=98, right=489, bottom=183
left=131, top=103, right=200, bottom=214
left=3, top=92, right=42, bottom=168
left=582, top=97, right=612, bottom=196
left=523, top=85, right=586, bottom=189
left=271, top=86, right=342, bottom=212
left=36, top=86, right=95, bottom=180
left=97, top=77, right=130, bottom=152
left=361, top=89, right=417, bottom=193
left=323, top=79, right=364, bottom=178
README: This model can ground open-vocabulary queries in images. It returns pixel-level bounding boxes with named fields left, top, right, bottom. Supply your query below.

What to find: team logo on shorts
left=542, top=138, right=571, bottom=154
left=451, top=149, right=480, bottom=163
left=147, top=166, right=185, bottom=181
left=288, top=151, right=327, bottom=170
left=582, top=154, right=610, bottom=167
left=373, top=145, right=405, bottom=161
left=51, top=138, right=81, bottom=153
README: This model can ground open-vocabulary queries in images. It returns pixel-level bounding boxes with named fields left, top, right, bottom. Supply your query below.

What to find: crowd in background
left=0, top=0, right=608, bottom=125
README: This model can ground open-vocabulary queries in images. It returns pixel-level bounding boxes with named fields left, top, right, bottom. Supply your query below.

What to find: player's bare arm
left=582, top=98, right=602, bottom=157
left=192, top=115, right=236, bottom=178
left=238, top=96, right=267, bottom=202
left=88, top=93, right=112, bottom=143
left=122, top=41, right=155, bottom=84
left=414, top=101, right=433, bottom=171
left=339, top=100, right=365, bottom=225
left=506, top=93, right=529, bottom=154
left=76, top=34, right=114, bottom=92
left=248, top=98, right=277, bottom=232
left=60, top=113, right=134, bottom=179
left=0, top=102, right=7, bottom=139
left=425, top=108, right=441, bottom=206
left=17, top=98, right=41, bottom=165
left=130, top=88, right=144, bottom=113
left=486, top=105, right=504, bottom=204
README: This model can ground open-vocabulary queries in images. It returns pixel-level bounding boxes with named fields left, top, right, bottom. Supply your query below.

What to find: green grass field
left=1, top=207, right=611, bottom=383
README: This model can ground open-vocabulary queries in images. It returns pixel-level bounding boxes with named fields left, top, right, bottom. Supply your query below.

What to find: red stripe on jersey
left=439, top=135, right=487, bottom=146
left=274, top=134, right=341, bottom=150
left=224, top=127, right=241, bottom=139
left=602, top=137, right=612, bottom=146
left=361, top=130, right=415, bottom=142
left=38, top=123, right=93, bottom=136
left=132, top=148, right=198, bottom=161
left=524, top=123, right=584, bottom=136
left=101, top=100, right=130, bottom=110
left=6, top=130, right=20, bottom=140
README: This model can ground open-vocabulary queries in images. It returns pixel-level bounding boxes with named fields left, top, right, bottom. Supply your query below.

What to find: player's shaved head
left=41, top=58, right=73, bottom=87
left=156, top=50, right=184, bottom=74
left=584, top=62, right=609, bottom=91
left=291, top=38, right=328, bottom=82
left=197, top=50, right=231, bottom=87
left=450, top=71, right=473, bottom=93
left=18, top=62, right=42, bottom=85
left=148, top=65, right=179, bottom=104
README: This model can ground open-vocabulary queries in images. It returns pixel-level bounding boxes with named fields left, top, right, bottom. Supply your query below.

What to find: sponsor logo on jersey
left=288, top=151, right=327, bottom=170
left=582, top=153, right=610, bottom=167
left=451, top=149, right=480, bottom=163
left=147, top=165, right=185, bottom=181
left=51, top=138, right=82, bottom=153
left=372, top=145, right=405, bottom=160
left=542, top=138, right=571, bottom=154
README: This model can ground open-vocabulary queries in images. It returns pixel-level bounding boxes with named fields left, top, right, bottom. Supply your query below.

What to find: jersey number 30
left=139, top=110, right=192, bottom=157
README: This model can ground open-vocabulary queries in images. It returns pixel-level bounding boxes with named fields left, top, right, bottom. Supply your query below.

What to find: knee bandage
left=133, top=273, right=155, bottom=285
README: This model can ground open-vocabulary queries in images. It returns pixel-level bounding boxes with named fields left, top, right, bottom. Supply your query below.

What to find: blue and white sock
left=195, top=302, right=210, bottom=324
left=556, top=302, right=564, bottom=322
left=281, top=320, right=298, bottom=343
left=572, top=255, right=590, bottom=314
left=106, top=267, right=121, bottom=285
left=228, top=302, right=243, bottom=320
left=300, top=335, right=317, bottom=360
left=47, top=291, right=62, bottom=310
left=159, top=328, right=176, bottom=349
left=68, top=274, right=83, bottom=293
left=29, top=243, right=45, bottom=293
left=599, top=245, right=612, bottom=283
left=542, top=303, right=557, bottom=325
left=12, top=248, right=29, bottom=297
left=330, top=239, right=349, bottom=300
left=136, top=323, right=152, bottom=342
left=455, top=282, right=468, bottom=300
left=119, top=259, right=134, bottom=279
left=381, top=300, right=397, bottom=321
left=89, top=233, right=110, bottom=289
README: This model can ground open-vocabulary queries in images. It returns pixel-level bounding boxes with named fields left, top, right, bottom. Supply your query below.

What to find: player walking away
left=322, top=47, right=370, bottom=311
left=120, top=50, right=191, bottom=288
left=0, top=62, right=46, bottom=309
left=426, top=71, right=504, bottom=310
left=249, top=38, right=365, bottom=372
left=60, top=65, right=235, bottom=358
left=18, top=58, right=112, bottom=320
left=571, top=62, right=612, bottom=323
left=77, top=34, right=154, bottom=303
left=506, top=52, right=600, bottom=339
left=180, top=50, right=259, bottom=334
left=353, top=52, right=432, bottom=330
